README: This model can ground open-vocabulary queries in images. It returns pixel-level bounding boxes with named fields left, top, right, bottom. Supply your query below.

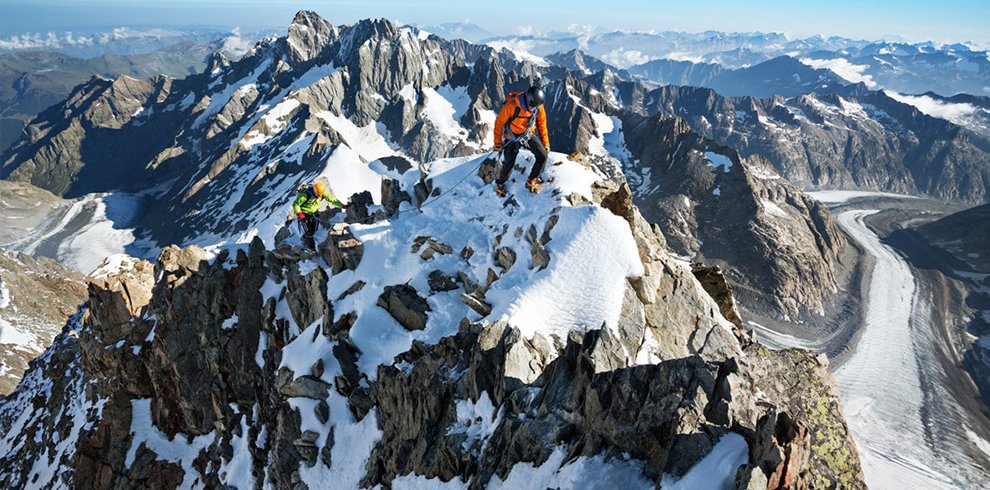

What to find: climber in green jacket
left=291, top=179, right=344, bottom=248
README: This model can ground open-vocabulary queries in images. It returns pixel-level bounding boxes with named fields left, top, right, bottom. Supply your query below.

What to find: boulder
left=427, top=270, right=458, bottom=292
left=378, top=285, right=430, bottom=330
left=381, top=178, right=411, bottom=215
left=279, top=376, right=332, bottom=400
left=526, top=225, right=550, bottom=270
left=319, top=224, right=364, bottom=274
left=495, top=247, right=516, bottom=272
left=460, top=293, right=492, bottom=317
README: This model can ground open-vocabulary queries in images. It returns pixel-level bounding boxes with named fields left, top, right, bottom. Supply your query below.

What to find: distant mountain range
left=627, top=55, right=856, bottom=98
left=480, top=30, right=990, bottom=96
left=0, top=43, right=225, bottom=152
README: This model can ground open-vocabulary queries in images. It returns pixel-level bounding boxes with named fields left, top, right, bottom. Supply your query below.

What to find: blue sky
left=2, top=0, right=988, bottom=43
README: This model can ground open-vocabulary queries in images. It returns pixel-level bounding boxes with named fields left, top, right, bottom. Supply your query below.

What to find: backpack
left=503, top=92, right=538, bottom=141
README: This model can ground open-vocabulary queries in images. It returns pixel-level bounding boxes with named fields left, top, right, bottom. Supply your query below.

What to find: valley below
left=755, top=192, right=990, bottom=488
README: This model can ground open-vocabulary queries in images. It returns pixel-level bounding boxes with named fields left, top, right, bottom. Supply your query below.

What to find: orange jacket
left=493, top=92, right=549, bottom=151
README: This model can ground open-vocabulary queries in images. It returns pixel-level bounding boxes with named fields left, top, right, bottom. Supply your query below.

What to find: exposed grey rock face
left=618, top=113, right=843, bottom=321
left=283, top=10, right=338, bottom=66
left=909, top=204, right=990, bottom=409
left=1, top=74, right=177, bottom=197
left=639, top=85, right=990, bottom=203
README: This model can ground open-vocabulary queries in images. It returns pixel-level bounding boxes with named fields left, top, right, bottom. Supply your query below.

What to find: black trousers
left=299, top=215, right=318, bottom=237
left=297, top=215, right=319, bottom=249
left=497, top=136, right=548, bottom=185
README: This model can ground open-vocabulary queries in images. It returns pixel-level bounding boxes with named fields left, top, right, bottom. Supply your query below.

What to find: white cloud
left=565, top=24, right=595, bottom=49
left=516, top=25, right=536, bottom=36
left=800, top=57, right=877, bottom=88
left=565, top=24, right=595, bottom=36
left=600, top=48, right=652, bottom=68
left=220, top=35, right=255, bottom=60
left=884, top=90, right=986, bottom=133
left=485, top=39, right=548, bottom=66
left=665, top=52, right=705, bottom=64
left=0, top=27, right=190, bottom=51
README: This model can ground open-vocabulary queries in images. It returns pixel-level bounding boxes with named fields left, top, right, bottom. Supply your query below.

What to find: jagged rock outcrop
left=0, top=174, right=864, bottom=489
left=619, top=112, right=844, bottom=321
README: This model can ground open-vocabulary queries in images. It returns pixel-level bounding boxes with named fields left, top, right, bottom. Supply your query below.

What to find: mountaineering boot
left=526, top=178, right=542, bottom=194
left=496, top=183, right=507, bottom=197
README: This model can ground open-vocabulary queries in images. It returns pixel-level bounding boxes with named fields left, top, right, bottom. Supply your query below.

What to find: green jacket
left=292, top=187, right=343, bottom=215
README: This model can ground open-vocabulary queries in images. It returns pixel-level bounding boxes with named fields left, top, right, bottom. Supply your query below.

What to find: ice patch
left=218, top=407, right=256, bottom=488
left=240, top=98, right=300, bottom=149
left=807, top=190, right=919, bottom=204
left=0, top=318, right=36, bottom=349
left=760, top=198, right=790, bottom=218
left=661, top=432, right=749, bottom=489
left=704, top=152, right=733, bottom=173
left=221, top=314, right=238, bottom=330
left=194, top=59, right=272, bottom=128
left=490, top=445, right=653, bottom=489
left=800, top=57, right=877, bottom=88
left=447, top=392, right=503, bottom=452
left=966, top=429, right=990, bottom=458
left=421, top=86, right=470, bottom=139
left=125, top=398, right=216, bottom=488
left=0, top=278, right=9, bottom=309
left=316, top=110, right=396, bottom=162
left=52, top=193, right=150, bottom=275
left=485, top=41, right=548, bottom=66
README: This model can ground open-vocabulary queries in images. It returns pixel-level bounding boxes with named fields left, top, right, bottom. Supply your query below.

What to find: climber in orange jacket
left=493, top=85, right=549, bottom=195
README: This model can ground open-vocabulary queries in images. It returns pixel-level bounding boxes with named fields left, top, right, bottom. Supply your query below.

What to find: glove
left=297, top=212, right=306, bottom=220
left=494, top=143, right=502, bottom=152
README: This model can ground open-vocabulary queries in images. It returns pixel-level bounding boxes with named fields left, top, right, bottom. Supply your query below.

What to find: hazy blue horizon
left=1, top=0, right=988, bottom=46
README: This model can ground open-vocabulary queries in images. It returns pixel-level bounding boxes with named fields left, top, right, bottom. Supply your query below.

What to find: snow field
left=704, top=151, right=733, bottom=173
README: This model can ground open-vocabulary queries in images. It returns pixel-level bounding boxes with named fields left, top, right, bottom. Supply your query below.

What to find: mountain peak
left=285, top=9, right=336, bottom=64
left=291, top=9, right=329, bottom=28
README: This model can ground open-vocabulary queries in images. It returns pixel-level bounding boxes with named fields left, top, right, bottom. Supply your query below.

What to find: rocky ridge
left=0, top=153, right=865, bottom=488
